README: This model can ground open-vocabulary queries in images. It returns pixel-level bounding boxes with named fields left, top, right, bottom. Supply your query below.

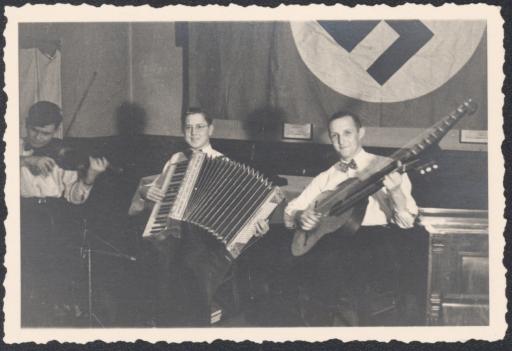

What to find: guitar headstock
left=458, top=98, right=478, bottom=116
left=405, top=98, right=479, bottom=159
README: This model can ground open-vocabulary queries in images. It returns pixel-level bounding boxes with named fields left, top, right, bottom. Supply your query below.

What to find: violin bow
left=64, top=71, right=97, bottom=137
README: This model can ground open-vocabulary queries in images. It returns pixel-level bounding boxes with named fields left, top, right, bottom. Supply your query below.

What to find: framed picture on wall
left=282, top=122, right=313, bottom=140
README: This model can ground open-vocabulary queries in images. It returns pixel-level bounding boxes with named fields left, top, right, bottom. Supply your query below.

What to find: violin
left=28, top=138, right=123, bottom=175
left=26, top=71, right=122, bottom=176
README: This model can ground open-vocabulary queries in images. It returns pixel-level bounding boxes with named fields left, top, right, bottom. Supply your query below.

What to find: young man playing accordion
left=134, top=109, right=269, bottom=326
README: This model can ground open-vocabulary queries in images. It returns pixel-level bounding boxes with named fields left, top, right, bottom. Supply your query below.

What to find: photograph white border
left=3, top=3, right=506, bottom=344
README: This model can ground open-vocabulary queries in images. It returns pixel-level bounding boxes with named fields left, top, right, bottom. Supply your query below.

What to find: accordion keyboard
left=143, top=155, right=190, bottom=238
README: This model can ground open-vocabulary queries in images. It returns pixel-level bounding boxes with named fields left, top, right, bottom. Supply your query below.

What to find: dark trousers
left=304, top=226, right=424, bottom=301
left=20, top=198, right=85, bottom=326
left=241, top=224, right=427, bottom=325
left=154, top=224, right=232, bottom=326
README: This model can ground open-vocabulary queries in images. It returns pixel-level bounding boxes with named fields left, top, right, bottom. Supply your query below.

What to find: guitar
left=290, top=99, right=478, bottom=256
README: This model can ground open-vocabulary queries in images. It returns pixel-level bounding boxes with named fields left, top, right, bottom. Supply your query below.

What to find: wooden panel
left=441, top=300, right=489, bottom=326
left=460, top=255, right=489, bottom=295
left=421, top=208, right=489, bottom=326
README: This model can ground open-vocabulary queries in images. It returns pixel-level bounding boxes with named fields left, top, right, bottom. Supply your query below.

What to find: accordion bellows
left=143, top=151, right=284, bottom=259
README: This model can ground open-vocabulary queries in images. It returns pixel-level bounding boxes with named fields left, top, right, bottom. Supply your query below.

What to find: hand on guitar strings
left=298, top=208, right=323, bottom=231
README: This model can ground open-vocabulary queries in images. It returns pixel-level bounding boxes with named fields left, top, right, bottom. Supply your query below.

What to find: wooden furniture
left=419, top=208, right=489, bottom=326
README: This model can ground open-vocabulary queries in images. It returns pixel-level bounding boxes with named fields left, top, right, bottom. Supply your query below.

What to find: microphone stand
left=80, top=218, right=136, bottom=327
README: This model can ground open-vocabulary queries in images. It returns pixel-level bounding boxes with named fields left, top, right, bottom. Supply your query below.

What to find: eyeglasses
left=184, top=124, right=209, bottom=132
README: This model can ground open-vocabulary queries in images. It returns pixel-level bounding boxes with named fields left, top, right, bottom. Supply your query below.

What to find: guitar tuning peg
left=433, top=164, right=439, bottom=169
left=426, top=167, right=432, bottom=173
left=420, top=169, right=426, bottom=175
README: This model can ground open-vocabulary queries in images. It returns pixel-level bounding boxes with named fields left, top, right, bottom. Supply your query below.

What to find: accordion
left=143, top=151, right=284, bottom=259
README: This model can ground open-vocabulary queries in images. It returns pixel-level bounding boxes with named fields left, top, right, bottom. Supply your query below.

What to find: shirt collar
left=336, top=148, right=371, bottom=171
left=352, top=148, right=371, bottom=169
left=193, top=144, right=217, bottom=157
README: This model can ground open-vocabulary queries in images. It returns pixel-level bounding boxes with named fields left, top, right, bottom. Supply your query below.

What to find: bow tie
left=338, top=159, right=357, bottom=172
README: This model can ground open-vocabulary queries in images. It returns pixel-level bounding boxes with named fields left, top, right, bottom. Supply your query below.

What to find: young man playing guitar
left=285, top=111, right=417, bottom=233
left=283, top=111, right=420, bottom=325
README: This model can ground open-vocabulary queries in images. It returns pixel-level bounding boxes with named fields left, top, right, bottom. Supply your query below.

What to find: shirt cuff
left=68, top=180, right=93, bottom=204
left=393, top=210, right=417, bottom=229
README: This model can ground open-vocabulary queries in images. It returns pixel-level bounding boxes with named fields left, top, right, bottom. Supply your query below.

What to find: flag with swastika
left=187, top=20, right=486, bottom=131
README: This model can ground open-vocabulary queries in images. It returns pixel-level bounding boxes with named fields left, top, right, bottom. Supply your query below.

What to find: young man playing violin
left=280, top=111, right=421, bottom=325
left=20, top=101, right=108, bottom=326
left=21, top=101, right=108, bottom=200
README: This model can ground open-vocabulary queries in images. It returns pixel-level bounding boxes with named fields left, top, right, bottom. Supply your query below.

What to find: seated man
left=20, top=101, right=108, bottom=326
left=282, top=111, right=419, bottom=325
left=133, top=108, right=269, bottom=326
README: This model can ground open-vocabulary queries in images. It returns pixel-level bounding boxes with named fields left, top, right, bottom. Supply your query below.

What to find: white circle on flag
left=291, top=21, right=485, bottom=103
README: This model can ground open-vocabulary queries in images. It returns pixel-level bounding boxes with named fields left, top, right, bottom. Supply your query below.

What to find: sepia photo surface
left=3, top=3, right=507, bottom=344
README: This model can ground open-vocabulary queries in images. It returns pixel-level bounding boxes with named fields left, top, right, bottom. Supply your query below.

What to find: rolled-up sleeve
left=62, top=170, right=93, bottom=204
left=391, top=174, right=418, bottom=229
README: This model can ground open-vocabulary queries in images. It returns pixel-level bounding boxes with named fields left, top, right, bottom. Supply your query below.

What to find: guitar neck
left=359, top=99, right=477, bottom=182
left=392, top=100, right=476, bottom=162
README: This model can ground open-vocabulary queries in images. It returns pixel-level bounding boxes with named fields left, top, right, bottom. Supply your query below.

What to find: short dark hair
left=182, top=108, right=212, bottom=129
left=26, top=101, right=63, bottom=128
left=328, top=111, right=362, bottom=130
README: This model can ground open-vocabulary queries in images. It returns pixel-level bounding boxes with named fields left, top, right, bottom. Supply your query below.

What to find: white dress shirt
left=20, top=140, right=93, bottom=204
left=284, top=149, right=418, bottom=229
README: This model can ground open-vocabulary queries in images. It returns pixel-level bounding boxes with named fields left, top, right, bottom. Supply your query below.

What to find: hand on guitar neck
left=382, top=171, right=403, bottom=192
left=383, top=171, right=411, bottom=216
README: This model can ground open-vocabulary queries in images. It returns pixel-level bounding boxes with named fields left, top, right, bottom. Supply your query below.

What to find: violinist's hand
left=21, top=155, right=56, bottom=177
left=298, top=208, right=322, bottom=231
left=254, top=219, right=270, bottom=237
left=143, top=185, right=166, bottom=203
left=83, top=157, right=109, bottom=185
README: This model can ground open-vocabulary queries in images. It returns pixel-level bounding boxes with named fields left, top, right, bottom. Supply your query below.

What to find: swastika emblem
left=319, top=20, right=434, bottom=85
left=291, top=20, right=485, bottom=103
